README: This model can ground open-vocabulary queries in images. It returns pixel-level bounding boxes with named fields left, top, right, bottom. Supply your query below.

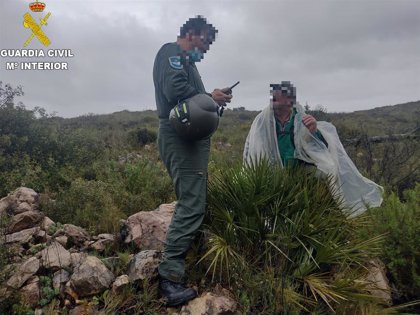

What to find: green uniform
left=153, top=42, right=210, bottom=282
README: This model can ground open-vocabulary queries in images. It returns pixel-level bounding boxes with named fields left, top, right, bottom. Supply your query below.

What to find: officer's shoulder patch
left=168, top=56, right=183, bottom=70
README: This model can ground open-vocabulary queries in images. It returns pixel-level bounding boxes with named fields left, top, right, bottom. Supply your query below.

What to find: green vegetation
left=1, top=81, right=419, bottom=313
left=361, top=185, right=420, bottom=305
left=202, top=160, right=384, bottom=313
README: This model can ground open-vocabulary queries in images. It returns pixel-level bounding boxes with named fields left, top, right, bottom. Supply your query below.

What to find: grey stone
left=6, top=256, right=40, bottom=289
left=53, top=269, right=70, bottom=291
left=121, top=203, right=175, bottom=251
left=181, top=292, right=237, bottom=315
left=1, top=187, right=39, bottom=215
left=366, top=258, right=392, bottom=305
left=55, top=235, right=68, bottom=248
left=127, top=250, right=160, bottom=282
left=40, top=241, right=71, bottom=270
left=5, top=227, right=40, bottom=244
left=20, top=276, right=40, bottom=307
left=89, top=238, right=114, bottom=253
left=112, top=275, right=130, bottom=294
left=61, top=224, right=90, bottom=245
left=70, top=256, right=115, bottom=297
left=41, top=216, right=55, bottom=233
left=97, top=233, right=115, bottom=241
left=71, top=252, right=88, bottom=268
left=8, top=211, right=44, bottom=233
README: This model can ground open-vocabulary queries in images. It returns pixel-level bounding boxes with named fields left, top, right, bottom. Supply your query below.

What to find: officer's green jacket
left=153, top=42, right=206, bottom=119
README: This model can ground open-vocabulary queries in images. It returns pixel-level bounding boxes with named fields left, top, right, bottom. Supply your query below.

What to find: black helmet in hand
left=169, top=93, right=220, bottom=141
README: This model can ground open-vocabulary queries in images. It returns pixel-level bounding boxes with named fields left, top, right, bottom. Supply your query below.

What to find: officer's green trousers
left=157, top=119, right=210, bottom=282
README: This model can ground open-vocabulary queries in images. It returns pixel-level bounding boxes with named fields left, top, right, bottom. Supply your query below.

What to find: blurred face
left=189, top=30, right=214, bottom=53
left=272, top=91, right=294, bottom=113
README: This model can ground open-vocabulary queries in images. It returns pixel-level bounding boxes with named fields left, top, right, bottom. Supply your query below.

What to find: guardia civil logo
left=23, top=0, right=52, bottom=47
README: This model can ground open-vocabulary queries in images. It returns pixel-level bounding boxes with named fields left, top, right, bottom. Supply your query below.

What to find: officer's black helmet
left=169, top=94, right=219, bottom=141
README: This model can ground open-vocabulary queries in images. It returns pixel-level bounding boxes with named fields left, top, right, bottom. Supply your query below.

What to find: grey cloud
left=1, top=0, right=419, bottom=117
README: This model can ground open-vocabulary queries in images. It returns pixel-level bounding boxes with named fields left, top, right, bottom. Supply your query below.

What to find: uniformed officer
left=153, top=16, right=232, bottom=306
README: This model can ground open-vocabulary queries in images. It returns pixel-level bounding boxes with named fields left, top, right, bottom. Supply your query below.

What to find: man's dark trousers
left=158, top=119, right=210, bottom=282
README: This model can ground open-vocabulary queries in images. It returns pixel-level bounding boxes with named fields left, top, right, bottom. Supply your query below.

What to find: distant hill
left=327, top=100, right=420, bottom=136
left=49, top=100, right=419, bottom=143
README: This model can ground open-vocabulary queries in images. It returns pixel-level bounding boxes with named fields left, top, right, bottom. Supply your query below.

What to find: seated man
left=243, top=81, right=383, bottom=216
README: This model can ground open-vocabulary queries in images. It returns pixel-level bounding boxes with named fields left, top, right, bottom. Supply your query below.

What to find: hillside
left=327, top=100, right=420, bottom=136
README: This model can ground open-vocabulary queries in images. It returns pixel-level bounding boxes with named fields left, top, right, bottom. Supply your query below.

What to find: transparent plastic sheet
left=243, top=103, right=383, bottom=216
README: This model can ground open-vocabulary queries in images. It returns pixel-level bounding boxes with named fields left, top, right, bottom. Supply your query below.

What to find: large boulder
left=19, top=276, right=40, bottom=308
left=8, top=210, right=44, bottom=233
left=181, top=292, right=237, bottom=315
left=120, top=203, right=175, bottom=250
left=127, top=250, right=160, bottom=282
left=6, top=256, right=40, bottom=289
left=40, top=241, right=71, bottom=270
left=0, top=187, right=39, bottom=215
left=70, top=256, right=115, bottom=297
left=5, top=227, right=40, bottom=244
left=53, top=269, right=70, bottom=291
left=366, top=258, right=392, bottom=305
left=70, top=252, right=88, bottom=268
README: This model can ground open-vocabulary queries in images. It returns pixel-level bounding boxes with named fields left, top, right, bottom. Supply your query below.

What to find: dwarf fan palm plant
left=201, top=159, right=386, bottom=314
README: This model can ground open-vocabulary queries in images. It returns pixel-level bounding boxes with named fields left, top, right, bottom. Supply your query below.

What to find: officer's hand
left=211, top=89, right=232, bottom=106
left=302, top=114, right=317, bottom=133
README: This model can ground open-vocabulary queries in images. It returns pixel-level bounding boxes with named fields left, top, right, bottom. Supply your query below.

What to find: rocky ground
left=0, top=187, right=237, bottom=315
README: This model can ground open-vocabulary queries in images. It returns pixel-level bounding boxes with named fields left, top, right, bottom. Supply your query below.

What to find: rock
left=35, top=309, right=43, bottom=315
left=20, top=276, right=40, bottom=307
left=97, top=233, right=115, bottom=241
left=40, top=241, right=71, bottom=270
left=70, top=256, right=115, bottom=297
left=181, top=292, right=237, bottom=315
left=55, top=235, right=68, bottom=248
left=62, top=224, right=90, bottom=246
left=112, top=275, right=130, bottom=294
left=71, top=252, right=88, bottom=268
left=121, top=203, right=175, bottom=250
left=41, top=216, right=55, bottom=233
left=69, top=305, right=100, bottom=315
left=127, top=250, right=160, bottom=282
left=53, top=269, right=70, bottom=291
left=6, top=256, right=40, bottom=289
left=34, top=229, right=47, bottom=243
left=89, top=238, right=114, bottom=252
left=366, top=258, right=392, bottom=305
left=8, top=211, right=44, bottom=233
left=0, top=187, right=39, bottom=215
left=5, top=227, right=40, bottom=244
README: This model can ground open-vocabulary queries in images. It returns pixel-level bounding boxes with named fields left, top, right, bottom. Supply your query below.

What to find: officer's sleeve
left=162, top=61, right=199, bottom=104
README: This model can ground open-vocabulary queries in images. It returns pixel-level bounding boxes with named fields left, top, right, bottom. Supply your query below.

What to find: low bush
left=363, top=184, right=420, bottom=306
left=202, top=160, right=385, bottom=314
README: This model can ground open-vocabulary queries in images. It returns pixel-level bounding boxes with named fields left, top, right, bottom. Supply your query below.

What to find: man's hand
left=211, top=89, right=232, bottom=106
left=302, top=114, right=317, bottom=133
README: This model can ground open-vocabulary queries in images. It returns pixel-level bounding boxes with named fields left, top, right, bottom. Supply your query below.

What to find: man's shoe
left=159, top=278, right=197, bottom=307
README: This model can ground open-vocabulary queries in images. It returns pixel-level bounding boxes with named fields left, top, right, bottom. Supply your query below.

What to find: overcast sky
left=1, top=0, right=419, bottom=118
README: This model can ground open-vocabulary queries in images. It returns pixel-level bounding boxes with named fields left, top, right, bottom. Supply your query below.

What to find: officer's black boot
left=159, top=278, right=197, bottom=307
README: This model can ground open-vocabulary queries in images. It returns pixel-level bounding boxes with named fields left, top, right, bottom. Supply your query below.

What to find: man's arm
left=302, top=114, right=328, bottom=146
left=163, top=63, right=199, bottom=104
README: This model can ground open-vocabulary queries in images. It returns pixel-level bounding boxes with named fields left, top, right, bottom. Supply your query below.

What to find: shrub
left=201, top=160, right=385, bottom=314
left=363, top=184, right=420, bottom=306
left=44, top=178, right=125, bottom=234
left=120, top=159, right=174, bottom=215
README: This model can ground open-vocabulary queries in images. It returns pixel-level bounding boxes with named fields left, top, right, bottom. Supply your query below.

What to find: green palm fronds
left=201, top=159, right=391, bottom=313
